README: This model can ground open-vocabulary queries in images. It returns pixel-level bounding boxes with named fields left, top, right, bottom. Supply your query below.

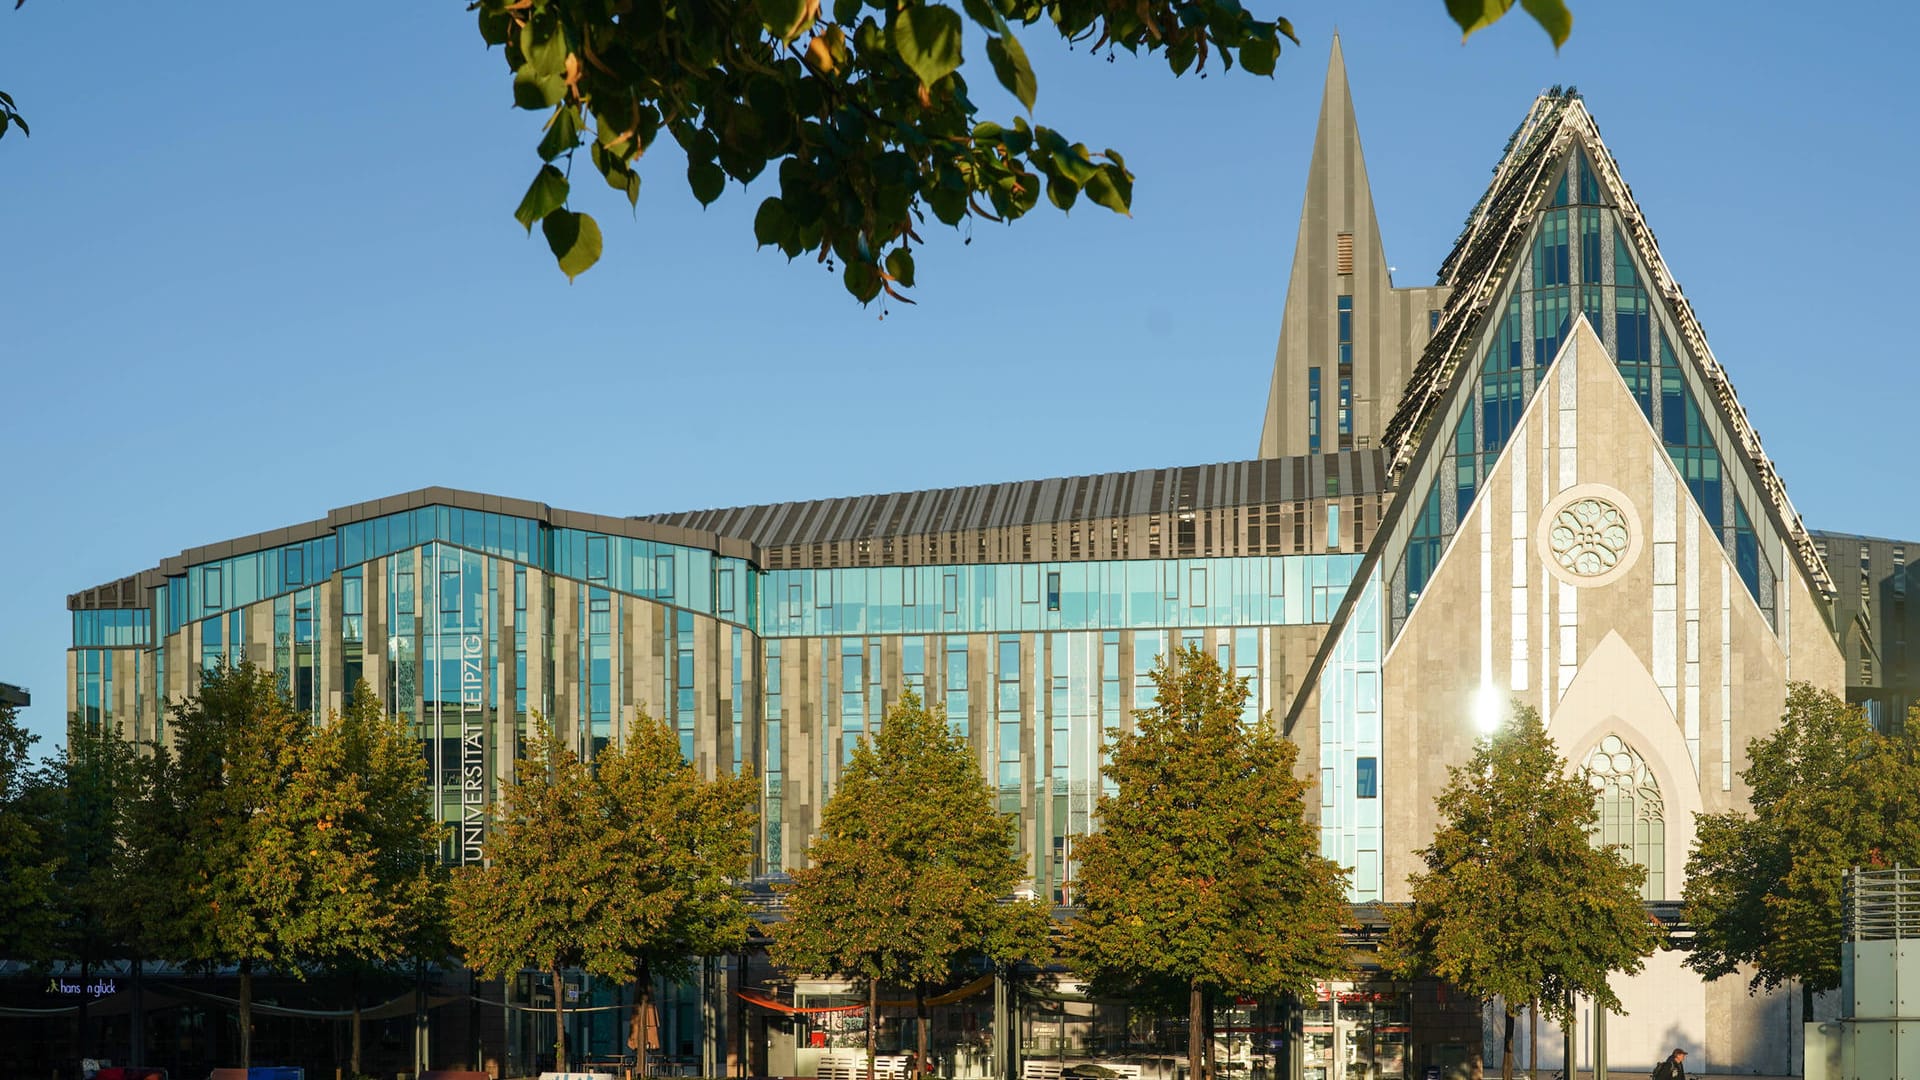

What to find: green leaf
left=842, top=261, right=882, bottom=303
left=541, top=209, right=602, bottom=282
left=1045, top=172, right=1079, bottom=212
left=832, top=0, right=862, bottom=26
left=958, top=0, right=999, bottom=29
left=757, top=0, right=817, bottom=43
left=514, top=165, right=570, bottom=233
left=1519, top=0, right=1574, bottom=48
left=1239, top=32, right=1279, bottom=77
left=513, top=68, right=565, bottom=110
left=1049, top=144, right=1100, bottom=186
left=1083, top=166, right=1130, bottom=216
left=688, top=160, right=726, bottom=206
left=985, top=32, right=1037, bottom=113
left=891, top=5, right=964, bottom=89
left=537, top=105, right=582, bottom=162
left=883, top=247, right=915, bottom=288
left=475, top=4, right=511, bottom=46
left=519, top=19, right=568, bottom=78
left=754, top=198, right=791, bottom=249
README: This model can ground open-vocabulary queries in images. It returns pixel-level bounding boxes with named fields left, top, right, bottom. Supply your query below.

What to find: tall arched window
left=1585, top=735, right=1665, bottom=900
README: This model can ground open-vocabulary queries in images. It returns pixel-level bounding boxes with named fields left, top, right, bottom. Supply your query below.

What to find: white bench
left=1022, top=1063, right=1144, bottom=1080
left=818, top=1053, right=913, bottom=1080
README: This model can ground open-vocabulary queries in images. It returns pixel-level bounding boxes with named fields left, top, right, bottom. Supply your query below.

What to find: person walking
left=1652, top=1047, right=1687, bottom=1080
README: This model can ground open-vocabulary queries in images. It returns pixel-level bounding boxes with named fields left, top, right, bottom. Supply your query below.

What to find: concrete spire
left=1255, top=36, right=1448, bottom=460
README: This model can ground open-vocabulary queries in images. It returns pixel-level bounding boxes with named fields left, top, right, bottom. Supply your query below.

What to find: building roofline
left=69, top=485, right=756, bottom=610
left=1809, top=529, right=1920, bottom=548
left=70, top=453, right=1382, bottom=610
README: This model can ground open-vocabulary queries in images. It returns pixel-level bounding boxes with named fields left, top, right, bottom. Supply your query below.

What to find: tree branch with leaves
left=472, top=0, right=1573, bottom=297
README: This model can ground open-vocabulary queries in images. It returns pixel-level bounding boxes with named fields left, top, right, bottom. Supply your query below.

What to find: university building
left=61, top=38, right=1917, bottom=1080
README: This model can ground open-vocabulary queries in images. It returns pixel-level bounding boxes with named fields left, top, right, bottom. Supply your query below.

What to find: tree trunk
left=1202, top=988, right=1216, bottom=1080
left=554, top=961, right=570, bottom=1073
left=415, top=959, right=429, bottom=1075
left=633, top=961, right=654, bottom=1080
left=916, top=980, right=930, bottom=1079
left=130, top=957, right=146, bottom=1067
left=350, top=969, right=364, bottom=1077
left=1189, top=980, right=1205, bottom=1080
left=77, top=958, right=91, bottom=1066
left=1529, top=1000, right=1537, bottom=1080
left=239, top=959, right=254, bottom=1070
left=1803, top=979, right=1815, bottom=1072
left=867, top=978, right=879, bottom=1080
left=1500, top=1008, right=1515, bottom=1080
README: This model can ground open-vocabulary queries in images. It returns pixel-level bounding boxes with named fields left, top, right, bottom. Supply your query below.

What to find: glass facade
left=69, top=496, right=1365, bottom=887
left=1317, top=571, right=1384, bottom=901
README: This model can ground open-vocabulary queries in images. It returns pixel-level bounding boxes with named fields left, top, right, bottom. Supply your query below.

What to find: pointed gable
left=1379, top=92, right=1833, bottom=622
left=1288, top=89, right=1838, bottom=738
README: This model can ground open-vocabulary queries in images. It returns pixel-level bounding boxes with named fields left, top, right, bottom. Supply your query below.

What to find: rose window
left=1549, top=497, right=1630, bottom=577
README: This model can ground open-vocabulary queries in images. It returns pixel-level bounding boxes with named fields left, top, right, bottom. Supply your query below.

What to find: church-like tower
left=1255, top=36, right=1450, bottom=459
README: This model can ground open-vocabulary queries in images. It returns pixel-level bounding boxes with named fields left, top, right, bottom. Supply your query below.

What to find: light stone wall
left=1380, top=320, right=1844, bottom=1073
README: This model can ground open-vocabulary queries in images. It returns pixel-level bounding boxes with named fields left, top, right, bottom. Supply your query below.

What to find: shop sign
left=46, top=978, right=116, bottom=997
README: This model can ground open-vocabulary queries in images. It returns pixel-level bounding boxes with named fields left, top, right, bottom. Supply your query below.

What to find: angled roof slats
left=640, top=452, right=1390, bottom=551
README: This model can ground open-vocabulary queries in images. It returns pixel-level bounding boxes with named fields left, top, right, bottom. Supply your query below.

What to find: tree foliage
left=253, top=681, right=448, bottom=975
left=43, top=715, right=144, bottom=1016
left=451, top=711, right=757, bottom=1071
left=773, top=692, right=1051, bottom=1073
left=1683, top=684, right=1920, bottom=997
left=0, top=702, right=60, bottom=963
left=1382, top=702, right=1660, bottom=1080
left=1069, top=646, right=1347, bottom=1080
left=470, top=0, right=1573, bottom=297
left=156, top=663, right=324, bottom=1067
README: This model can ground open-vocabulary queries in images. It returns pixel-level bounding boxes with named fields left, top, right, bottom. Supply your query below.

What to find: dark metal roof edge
left=72, top=486, right=757, bottom=607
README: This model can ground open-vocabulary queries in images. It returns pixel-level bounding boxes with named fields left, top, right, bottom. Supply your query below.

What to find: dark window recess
left=1356, top=756, right=1378, bottom=799
left=1046, top=572, right=1061, bottom=612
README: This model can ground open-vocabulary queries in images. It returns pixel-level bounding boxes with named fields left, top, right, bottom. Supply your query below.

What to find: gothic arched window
left=1585, top=735, right=1665, bottom=900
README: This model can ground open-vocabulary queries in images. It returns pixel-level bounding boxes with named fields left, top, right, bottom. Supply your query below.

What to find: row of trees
left=0, top=666, right=443, bottom=1076
left=457, top=645, right=1353, bottom=1077
left=0, top=656, right=1909, bottom=1080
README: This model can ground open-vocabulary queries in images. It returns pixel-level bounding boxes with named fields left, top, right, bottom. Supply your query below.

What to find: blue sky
left=3, top=1, right=1916, bottom=746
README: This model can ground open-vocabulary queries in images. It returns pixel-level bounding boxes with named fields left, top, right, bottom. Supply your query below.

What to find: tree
left=47, top=716, right=144, bottom=1064
left=772, top=693, right=1051, bottom=1080
left=1382, top=702, right=1661, bottom=1080
left=114, top=733, right=196, bottom=1070
left=1683, top=684, right=1920, bottom=1011
left=256, top=680, right=449, bottom=1077
left=451, top=711, right=758, bottom=1074
left=1069, top=645, right=1347, bottom=1080
left=165, top=662, right=315, bottom=1069
left=0, top=702, right=60, bottom=964
left=595, top=710, right=759, bottom=1078
left=469, top=0, right=1574, bottom=294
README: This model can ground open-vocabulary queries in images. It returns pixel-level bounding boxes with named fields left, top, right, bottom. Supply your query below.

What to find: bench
left=419, top=1072, right=491, bottom=1080
left=818, top=1053, right=912, bottom=1080
left=1023, top=1062, right=1145, bottom=1080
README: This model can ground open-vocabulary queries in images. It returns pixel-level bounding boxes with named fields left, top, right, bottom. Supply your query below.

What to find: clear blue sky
left=3, top=2, right=1915, bottom=747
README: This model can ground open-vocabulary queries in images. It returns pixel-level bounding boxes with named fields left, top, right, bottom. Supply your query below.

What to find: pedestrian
left=1652, top=1047, right=1687, bottom=1080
